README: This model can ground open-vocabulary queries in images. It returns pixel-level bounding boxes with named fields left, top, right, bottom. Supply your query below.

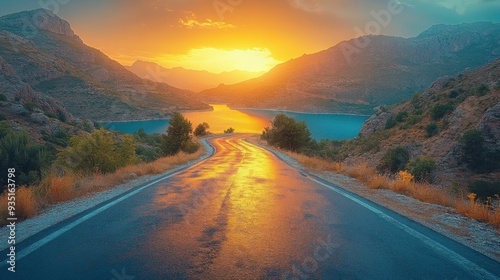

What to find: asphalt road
left=2, top=135, right=500, bottom=279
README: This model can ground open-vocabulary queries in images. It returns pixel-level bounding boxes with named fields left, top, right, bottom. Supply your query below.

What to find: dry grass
left=45, top=172, right=79, bottom=203
left=367, top=174, right=387, bottom=189
left=292, top=152, right=344, bottom=173
left=16, top=186, right=38, bottom=219
left=280, top=149, right=500, bottom=231
left=0, top=145, right=206, bottom=226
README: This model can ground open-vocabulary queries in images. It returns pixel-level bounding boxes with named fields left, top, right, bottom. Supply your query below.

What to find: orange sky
left=2, top=0, right=500, bottom=73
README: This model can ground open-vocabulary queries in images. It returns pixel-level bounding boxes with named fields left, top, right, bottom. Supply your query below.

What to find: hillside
left=0, top=9, right=209, bottom=121
left=127, top=60, right=265, bottom=92
left=349, top=58, right=500, bottom=184
left=199, top=22, right=500, bottom=114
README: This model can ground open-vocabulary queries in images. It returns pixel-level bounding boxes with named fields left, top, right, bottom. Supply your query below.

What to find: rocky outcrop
left=0, top=9, right=80, bottom=40
left=478, top=103, right=500, bottom=150
left=359, top=111, right=394, bottom=137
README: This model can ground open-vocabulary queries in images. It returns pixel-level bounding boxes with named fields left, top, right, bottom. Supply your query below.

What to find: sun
left=157, top=48, right=281, bottom=73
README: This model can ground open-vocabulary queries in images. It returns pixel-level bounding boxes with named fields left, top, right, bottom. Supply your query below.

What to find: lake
left=104, top=104, right=369, bottom=140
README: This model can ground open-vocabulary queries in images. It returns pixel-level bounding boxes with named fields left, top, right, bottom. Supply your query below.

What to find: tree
left=406, top=157, right=436, bottom=182
left=162, top=112, right=193, bottom=155
left=194, top=122, right=210, bottom=137
left=224, top=127, right=235, bottom=134
left=262, top=114, right=311, bottom=152
left=0, top=130, right=53, bottom=189
left=377, top=146, right=410, bottom=174
left=430, top=104, right=454, bottom=120
left=460, top=129, right=485, bottom=172
left=425, top=122, right=439, bottom=137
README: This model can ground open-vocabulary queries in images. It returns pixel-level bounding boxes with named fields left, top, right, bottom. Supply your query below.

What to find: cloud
left=179, top=13, right=236, bottom=29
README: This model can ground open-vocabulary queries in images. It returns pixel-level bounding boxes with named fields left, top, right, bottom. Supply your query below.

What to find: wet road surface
left=2, top=135, right=500, bottom=279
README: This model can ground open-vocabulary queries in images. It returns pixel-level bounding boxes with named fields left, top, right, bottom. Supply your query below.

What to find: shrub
left=476, top=84, right=489, bottom=96
left=430, top=104, right=455, bottom=120
left=262, top=114, right=311, bottom=152
left=394, top=111, right=408, bottom=122
left=43, top=129, right=70, bottom=147
left=425, top=122, right=439, bottom=137
left=448, top=90, right=459, bottom=98
left=23, top=102, right=38, bottom=112
left=194, top=122, right=210, bottom=137
left=0, top=131, right=54, bottom=190
left=406, top=114, right=422, bottom=125
left=0, top=93, right=7, bottom=102
left=468, top=180, right=500, bottom=200
left=57, top=129, right=138, bottom=174
left=224, top=127, right=235, bottom=134
left=45, top=112, right=57, bottom=119
left=406, top=157, right=436, bottom=182
left=0, top=113, right=5, bottom=121
left=385, top=116, right=397, bottom=129
left=181, top=140, right=200, bottom=154
left=162, top=112, right=193, bottom=156
left=377, top=146, right=410, bottom=174
left=459, top=129, right=494, bottom=173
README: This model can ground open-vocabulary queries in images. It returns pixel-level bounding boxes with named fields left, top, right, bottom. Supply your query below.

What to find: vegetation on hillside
left=0, top=112, right=203, bottom=224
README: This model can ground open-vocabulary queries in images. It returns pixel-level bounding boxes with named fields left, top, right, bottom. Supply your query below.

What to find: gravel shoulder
left=248, top=139, right=500, bottom=263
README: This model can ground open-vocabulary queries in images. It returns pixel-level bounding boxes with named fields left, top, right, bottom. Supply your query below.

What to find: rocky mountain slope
left=127, top=60, right=265, bottom=92
left=0, top=9, right=209, bottom=121
left=199, top=22, right=500, bottom=114
left=352, top=58, right=500, bottom=184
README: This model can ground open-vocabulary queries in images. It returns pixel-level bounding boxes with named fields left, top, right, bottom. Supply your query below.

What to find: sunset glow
left=1, top=0, right=500, bottom=73
left=156, top=48, right=281, bottom=73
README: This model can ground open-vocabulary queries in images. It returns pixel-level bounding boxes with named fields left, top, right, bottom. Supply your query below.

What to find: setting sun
left=156, top=48, right=281, bottom=73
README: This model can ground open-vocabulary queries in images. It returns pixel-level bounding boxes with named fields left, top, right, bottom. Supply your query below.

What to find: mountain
left=0, top=9, right=209, bottom=121
left=199, top=22, right=500, bottom=114
left=127, top=60, right=265, bottom=92
left=353, top=58, right=500, bottom=184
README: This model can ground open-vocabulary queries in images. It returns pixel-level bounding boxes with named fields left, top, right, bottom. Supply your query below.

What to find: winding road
left=2, top=134, right=500, bottom=279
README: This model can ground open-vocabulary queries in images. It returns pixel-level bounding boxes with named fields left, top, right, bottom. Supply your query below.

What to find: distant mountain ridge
left=0, top=9, right=209, bottom=121
left=199, top=22, right=500, bottom=114
left=127, top=60, right=265, bottom=92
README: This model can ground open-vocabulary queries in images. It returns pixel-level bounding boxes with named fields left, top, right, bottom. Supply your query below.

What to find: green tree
left=377, top=146, right=410, bottom=174
left=430, top=104, right=455, bottom=120
left=262, top=114, right=311, bottom=152
left=406, top=157, right=437, bottom=182
left=116, top=135, right=139, bottom=166
left=162, top=112, right=194, bottom=155
left=194, top=122, right=210, bottom=137
left=57, top=129, right=137, bottom=173
left=425, top=122, right=439, bottom=137
left=0, top=130, right=53, bottom=189
left=460, top=129, right=487, bottom=172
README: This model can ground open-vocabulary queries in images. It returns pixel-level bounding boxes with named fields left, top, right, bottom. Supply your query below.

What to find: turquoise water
left=104, top=105, right=369, bottom=140
left=240, top=109, right=369, bottom=140
left=103, top=119, right=170, bottom=134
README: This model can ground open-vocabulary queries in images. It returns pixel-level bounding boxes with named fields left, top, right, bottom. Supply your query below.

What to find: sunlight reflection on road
left=140, top=135, right=337, bottom=279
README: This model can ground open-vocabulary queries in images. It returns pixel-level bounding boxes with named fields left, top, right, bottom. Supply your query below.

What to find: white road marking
left=0, top=138, right=216, bottom=266
left=310, top=176, right=500, bottom=280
